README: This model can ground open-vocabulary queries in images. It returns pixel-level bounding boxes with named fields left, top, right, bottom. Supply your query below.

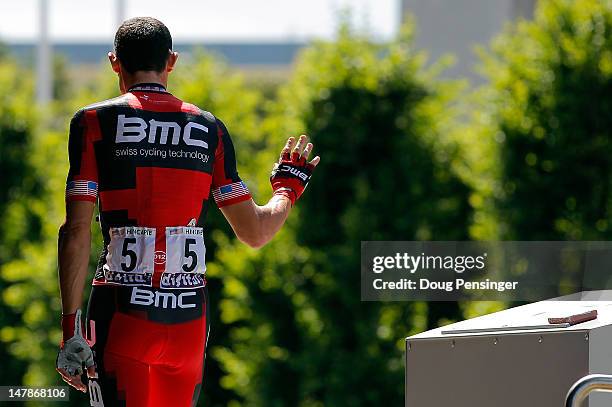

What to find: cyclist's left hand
left=270, top=134, right=320, bottom=205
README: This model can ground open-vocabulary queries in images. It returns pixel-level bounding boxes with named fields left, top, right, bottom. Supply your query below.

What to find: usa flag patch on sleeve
left=66, top=180, right=98, bottom=200
left=212, top=181, right=250, bottom=206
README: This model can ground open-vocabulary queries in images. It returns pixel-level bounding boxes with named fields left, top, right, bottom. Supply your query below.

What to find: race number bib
left=165, top=227, right=206, bottom=274
left=104, top=227, right=156, bottom=285
left=162, top=226, right=206, bottom=289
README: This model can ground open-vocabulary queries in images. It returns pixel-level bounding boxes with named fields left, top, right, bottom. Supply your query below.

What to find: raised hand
left=270, top=135, right=320, bottom=205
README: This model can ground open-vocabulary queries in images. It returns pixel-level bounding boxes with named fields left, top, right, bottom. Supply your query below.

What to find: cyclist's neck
left=120, top=71, right=168, bottom=94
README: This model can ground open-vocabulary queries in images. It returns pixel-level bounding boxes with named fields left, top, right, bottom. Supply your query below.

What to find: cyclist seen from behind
left=56, top=17, right=319, bottom=407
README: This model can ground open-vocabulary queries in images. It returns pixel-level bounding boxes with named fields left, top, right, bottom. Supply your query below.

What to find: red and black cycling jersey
left=66, top=83, right=251, bottom=289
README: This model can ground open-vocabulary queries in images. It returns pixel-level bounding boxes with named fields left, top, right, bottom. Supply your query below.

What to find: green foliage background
left=0, top=1, right=611, bottom=405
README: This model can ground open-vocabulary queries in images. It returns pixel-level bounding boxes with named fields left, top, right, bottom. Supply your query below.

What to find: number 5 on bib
left=165, top=226, right=207, bottom=275
left=104, top=227, right=156, bottom=286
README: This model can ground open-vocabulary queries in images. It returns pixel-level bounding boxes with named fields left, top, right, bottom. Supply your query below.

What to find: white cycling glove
left=56, top=309, right=94, bottom=377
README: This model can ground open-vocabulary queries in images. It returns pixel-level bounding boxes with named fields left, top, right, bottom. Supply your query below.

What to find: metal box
left=405, top=291, right=612, bottom=407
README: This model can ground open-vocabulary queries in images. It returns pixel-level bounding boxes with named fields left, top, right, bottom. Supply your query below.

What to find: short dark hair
left=114, top=17, right=172, bottom=74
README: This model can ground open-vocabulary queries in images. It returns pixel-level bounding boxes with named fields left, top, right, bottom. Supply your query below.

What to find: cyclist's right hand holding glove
left=56, top=309, right=95, bottom=393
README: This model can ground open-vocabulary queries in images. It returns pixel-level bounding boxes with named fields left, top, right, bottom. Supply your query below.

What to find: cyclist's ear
left=108, top=52, right=121, bottom=74
left=167, top=51, right=179, bottom=73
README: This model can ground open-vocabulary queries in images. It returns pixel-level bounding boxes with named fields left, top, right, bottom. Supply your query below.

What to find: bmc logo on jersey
left=130, top=287, right=196, bottom=309
left=115, top=114, right=209, bottom=148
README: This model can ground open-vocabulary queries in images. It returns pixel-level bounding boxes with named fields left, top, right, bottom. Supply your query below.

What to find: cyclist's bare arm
left=220, top=195, right=292, bottom=248
left=58, top=201, right=95, bottom=314
left=220, top=135, right=319, bottom=248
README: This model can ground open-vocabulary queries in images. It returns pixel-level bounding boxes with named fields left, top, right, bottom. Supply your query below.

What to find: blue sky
left=0, top=0, right=399, bottom=42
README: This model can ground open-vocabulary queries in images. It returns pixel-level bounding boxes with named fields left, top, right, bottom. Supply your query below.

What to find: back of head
left=114, top=17, right=172, bottom=74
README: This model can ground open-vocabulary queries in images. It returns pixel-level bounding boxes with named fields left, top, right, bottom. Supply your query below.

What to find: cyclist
left=56, top=17, right=319, bottom=407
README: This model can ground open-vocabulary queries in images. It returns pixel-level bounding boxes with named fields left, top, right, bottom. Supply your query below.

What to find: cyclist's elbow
left=237, top=232, right=267, bottom=249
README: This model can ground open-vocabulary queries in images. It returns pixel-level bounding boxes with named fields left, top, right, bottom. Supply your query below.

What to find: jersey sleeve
left=65, top=109, right=99, bottom=202
left=211, top=119, right=252, bottom=207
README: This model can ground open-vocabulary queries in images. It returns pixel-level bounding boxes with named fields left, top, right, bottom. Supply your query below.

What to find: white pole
left=36, top=0, right=52, bottom=104
left=116, top=0, right=126, bottom=28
